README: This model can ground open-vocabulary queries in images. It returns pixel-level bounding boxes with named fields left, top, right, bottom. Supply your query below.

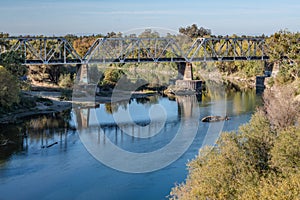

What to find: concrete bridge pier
left=176, top=62, right=202, bottom=93
left=77, top=64, right=89, bottom=84
left=177, top=62, right=193, bottom=80
left=183, top=62, right=193, bottom=80
left=73, top=64, right=98, bottom=104
left=256, top=61, right=280, bottom=93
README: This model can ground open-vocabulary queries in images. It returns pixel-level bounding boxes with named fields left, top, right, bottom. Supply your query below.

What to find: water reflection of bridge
left=73, top=95, right=201, bottom=143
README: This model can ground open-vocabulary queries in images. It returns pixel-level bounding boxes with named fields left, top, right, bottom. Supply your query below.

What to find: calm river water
left=0, top=88, right=261, bottom=200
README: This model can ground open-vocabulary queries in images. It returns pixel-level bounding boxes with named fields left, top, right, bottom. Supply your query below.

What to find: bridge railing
left=0, top=37, right=269, bottom=65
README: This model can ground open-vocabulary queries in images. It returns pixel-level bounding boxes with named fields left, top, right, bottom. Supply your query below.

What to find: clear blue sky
left=0, top=0, right=299, bottom=36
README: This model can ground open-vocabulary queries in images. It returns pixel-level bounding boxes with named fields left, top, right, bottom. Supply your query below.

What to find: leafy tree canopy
left=266, top=30, right=300, bottom=83
left=179, top=24, right=211, bottom=38
left=0, top=66, right=20, bottom=108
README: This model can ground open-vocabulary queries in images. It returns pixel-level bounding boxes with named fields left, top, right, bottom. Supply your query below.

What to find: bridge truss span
left=0, top=37, right=269, bottom=65
left=83, top=37, right=186, bottom=64
left=0, top=37, right=82, bottom=65
left=186, top=37, right=268, bottom=62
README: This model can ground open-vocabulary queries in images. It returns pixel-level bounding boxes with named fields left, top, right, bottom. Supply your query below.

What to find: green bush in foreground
left=170, top=111, right=300, bottom=199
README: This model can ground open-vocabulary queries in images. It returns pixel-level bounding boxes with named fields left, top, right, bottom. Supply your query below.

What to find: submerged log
left=201, top=115, right=230, bottom=122
left=0, top=139, right=15, bottom=147
left=41, top=142, right=58, bottom=148
left=0, top=139, right=9, bottom=146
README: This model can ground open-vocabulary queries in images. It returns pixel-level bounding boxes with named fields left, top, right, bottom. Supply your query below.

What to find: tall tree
left=266, top=30, right=300, bottom=83
left=0, top=51, right=27, bottom=77
left=0, top=66, right=20, bottom=108
left=179, top=24, right=211, bottom=38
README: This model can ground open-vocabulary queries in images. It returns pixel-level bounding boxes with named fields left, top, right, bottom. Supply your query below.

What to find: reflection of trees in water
left=104, top=96, right=160, bottom=114
left=105, top=103, right=118, bottom=114
left=104, top=100, right=130, bottom=114
left=0, top=124, right=23, bottom=162
left=201, top=80, right=260, bottom=115
left=135, top=97, right=150, bottom=104
left=201, top=80, right=226, bottom=102
left=0, top=109, right=72, bottom=162
left=28, top=109, right=71, bottom=131
left=136, top=96, right=159, bottom=105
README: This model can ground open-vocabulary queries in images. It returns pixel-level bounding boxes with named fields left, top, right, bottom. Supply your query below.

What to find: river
left=0, top=88, right=261, bottom=200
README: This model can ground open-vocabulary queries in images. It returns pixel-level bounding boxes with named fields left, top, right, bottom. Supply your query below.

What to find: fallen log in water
left=41, top=142, right=58, bottom=148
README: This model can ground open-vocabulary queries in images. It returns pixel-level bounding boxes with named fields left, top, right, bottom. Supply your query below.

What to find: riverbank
left=196, top=69, right=256, bottom=90
left=224, top=75, right=256, bottom=89
left=0, top=89, right=159, bottom=124
left=0, top=92, right=72, bottom=124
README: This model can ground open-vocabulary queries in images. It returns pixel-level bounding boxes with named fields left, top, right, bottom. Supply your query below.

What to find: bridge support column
left=183, top=62, right=193, bottom=80
left=78, top=64, right=89, bottom=84
left=177, top=62, right=193, bottom=80
left=174, top=62, right=202, bottom=93
left=73, top=64, right=98, bottom=105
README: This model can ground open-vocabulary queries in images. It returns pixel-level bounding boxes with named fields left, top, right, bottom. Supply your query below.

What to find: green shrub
left=267, top=77, right=275, bottom=87
left=59, top=73, right=74, bottom=88
left=170, top=110, right=300, bottom=200
left=99, top=69, right=125, bottom=88
left=0, top=66, right=20, bottom=108
left=271, top=127, right=300, bottom=175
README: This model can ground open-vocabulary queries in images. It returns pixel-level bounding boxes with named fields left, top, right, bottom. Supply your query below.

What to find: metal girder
left=0, top=37, right=269, bottom=65
left=84, top=37, right=185, bottom=64
left=0, top=37, right=82, bottom=65
left=185, top=37, right=268, bottom=62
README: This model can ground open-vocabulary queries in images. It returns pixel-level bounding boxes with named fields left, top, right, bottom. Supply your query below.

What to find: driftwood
left=0, top=139, right=9, bottom=146
left=0, top=139, right=15, bottom=147
left=41, top=142, right=58, bottom=148
left=201, top=115, right=230, bottom=122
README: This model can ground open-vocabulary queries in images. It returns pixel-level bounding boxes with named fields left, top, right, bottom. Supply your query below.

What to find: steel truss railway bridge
left=0, top=36, right=269, bottom=82
left=0, top=37, right=268, bottom=65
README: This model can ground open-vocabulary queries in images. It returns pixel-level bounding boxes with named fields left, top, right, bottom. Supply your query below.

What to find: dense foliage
left=0, top=66, right=20, bottom=108
left=266, top=30, right=300, bottom=84
left=0, top=51, right=27, bottom=77
left=99, top=68, right=125, bottom=88
left=58, top=73, right=75, bottom=88
left=179, top=24, right=211, bottom=38
left=170, top=86, right=300, bottom=199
